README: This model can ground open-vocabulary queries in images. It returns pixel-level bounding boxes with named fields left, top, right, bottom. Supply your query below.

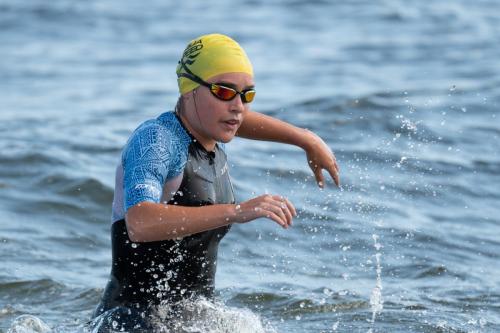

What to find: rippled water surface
left=1, top=0, right=500, bottom=332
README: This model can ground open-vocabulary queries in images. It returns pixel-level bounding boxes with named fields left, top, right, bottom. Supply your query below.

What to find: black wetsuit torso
left=94, top=139, right=235, bottom=316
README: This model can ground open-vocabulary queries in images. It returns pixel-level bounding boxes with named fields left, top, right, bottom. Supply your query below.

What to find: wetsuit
left=91, top=111, right=235, bottom=331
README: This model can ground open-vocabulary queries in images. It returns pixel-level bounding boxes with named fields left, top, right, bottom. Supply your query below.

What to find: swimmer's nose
left=229, top=93, right=245, bottom=114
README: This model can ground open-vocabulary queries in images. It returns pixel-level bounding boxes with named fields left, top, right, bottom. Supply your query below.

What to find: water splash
left=367, top=234, right=383, bottom=333
left=7, top=315, right=51, bottom=333
left=150, top=297, right=277, bottom=333
left=87, top=297, right=276, bottom=333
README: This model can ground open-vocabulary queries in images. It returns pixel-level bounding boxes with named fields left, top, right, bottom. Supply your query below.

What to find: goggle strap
left=178, top=72, right=211, bottom=89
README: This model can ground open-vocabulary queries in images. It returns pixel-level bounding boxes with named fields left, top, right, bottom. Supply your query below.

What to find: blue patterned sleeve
left=122, top=121, right=173, bottom=211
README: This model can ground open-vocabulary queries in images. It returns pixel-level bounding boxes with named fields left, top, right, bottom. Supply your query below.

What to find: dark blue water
left=1, top=0, right=500, bottom=332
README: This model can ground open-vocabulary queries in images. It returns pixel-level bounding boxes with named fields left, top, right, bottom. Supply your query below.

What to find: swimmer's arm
left=125, top=195, right=296, bottom=242
left=237, top=110, right=340, bottom=187
left=126, top=202, right=236, bottom=242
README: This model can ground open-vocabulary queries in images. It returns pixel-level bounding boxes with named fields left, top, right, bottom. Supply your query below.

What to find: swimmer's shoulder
left=124, top=111, right=191, bottom=151
left=122, top=111, right=192, bottom=169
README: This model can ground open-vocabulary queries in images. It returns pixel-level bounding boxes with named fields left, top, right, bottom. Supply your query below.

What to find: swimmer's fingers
left=258, top=203, right=288, bottom=228
left=237, top=195, right=295, bottom=228
left=267, top=196, right=292, bottom=226
left=278, top=201, right=293, bottom=227
left=304, top=131, right=340, bottom=188
left=271, top=195, right=296, bottom=225
left=325, top=159, right=340, bottom=187
left=312, top=154, right=340, bottom=188
left=263, top=201, right=290, bottom=228
left=283, top=197, right=297, bottom=217
left=260, top=195, right=292, bottom=228
left=313, top=167, right=326, bottom=189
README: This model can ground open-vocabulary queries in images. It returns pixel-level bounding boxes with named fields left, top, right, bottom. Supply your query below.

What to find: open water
left=1, top=0, right=500, bottom=332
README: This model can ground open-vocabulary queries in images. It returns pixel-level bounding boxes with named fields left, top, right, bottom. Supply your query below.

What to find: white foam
left=7, top=315, right=51, bottom=333
left=150, top=297, right=277, bottom=333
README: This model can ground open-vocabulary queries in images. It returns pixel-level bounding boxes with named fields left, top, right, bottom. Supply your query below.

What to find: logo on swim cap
left=180, top=39, right=203, bottom=66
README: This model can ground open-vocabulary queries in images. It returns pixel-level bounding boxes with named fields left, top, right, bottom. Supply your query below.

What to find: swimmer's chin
left=218, top=135, right=236, bottom=144
left=216, top=128, right=240, bottom=143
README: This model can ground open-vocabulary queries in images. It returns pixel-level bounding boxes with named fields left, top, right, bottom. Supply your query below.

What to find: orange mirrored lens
left=211, top=85, right=237, bottom=100
left=243, top=90, right=256, bottom=103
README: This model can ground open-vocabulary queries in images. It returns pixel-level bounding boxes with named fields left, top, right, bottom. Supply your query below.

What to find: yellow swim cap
left=176, top=33, right=254, bottom=95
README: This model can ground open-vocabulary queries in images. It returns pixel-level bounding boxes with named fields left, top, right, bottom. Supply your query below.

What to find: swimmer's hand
left=304, top=130, right=340, bottom=188
left=235, top=195, right=296, bottom=229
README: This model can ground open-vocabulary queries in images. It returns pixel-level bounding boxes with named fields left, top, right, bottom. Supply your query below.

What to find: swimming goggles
left=178, top=61, right=256, bottom=103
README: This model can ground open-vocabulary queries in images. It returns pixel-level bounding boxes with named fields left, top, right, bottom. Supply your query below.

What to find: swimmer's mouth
left=223, top=119, right=240, bottom=126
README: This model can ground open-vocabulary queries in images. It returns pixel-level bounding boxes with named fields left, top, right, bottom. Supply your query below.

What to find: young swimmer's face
left=190, top=72, right=254, bottom=146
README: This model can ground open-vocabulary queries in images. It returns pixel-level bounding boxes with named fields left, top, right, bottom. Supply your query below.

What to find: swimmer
left=91, top=33, right=339, bottom=331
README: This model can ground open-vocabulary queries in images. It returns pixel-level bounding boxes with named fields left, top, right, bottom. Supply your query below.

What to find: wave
left=66, top=143, right=121, bottom=155
left=3, top=173, right=112, bottom=215
left=0, top=152, right=66, bottom=170
left=230, top=289, right=368, bottom=317
left=34, top=174, right=114, bottom=205
left=0, top=279, right=64, bottom=303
